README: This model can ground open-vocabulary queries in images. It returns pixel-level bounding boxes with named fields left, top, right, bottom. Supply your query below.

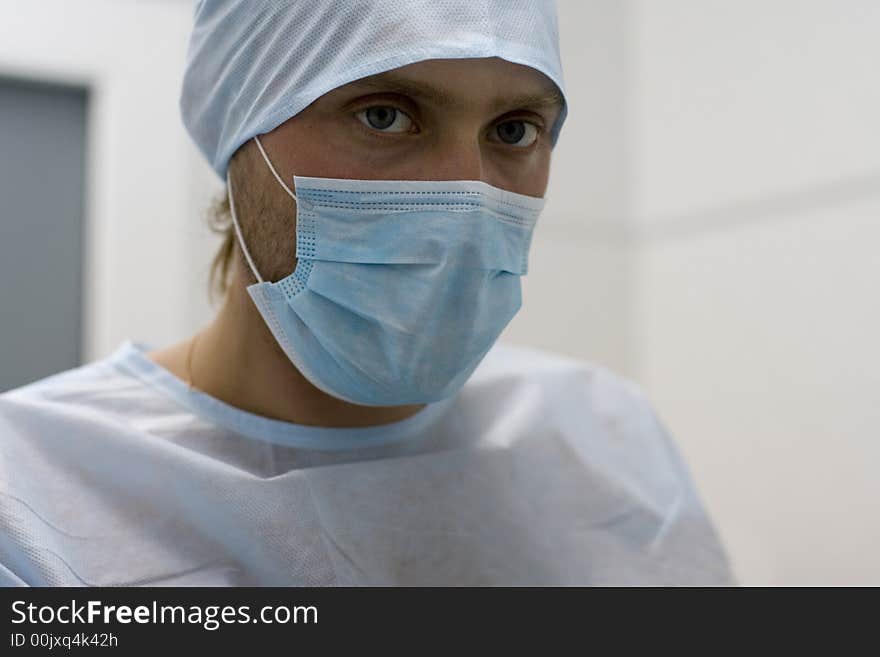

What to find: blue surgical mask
left=227, top=136, right=544, bottom=407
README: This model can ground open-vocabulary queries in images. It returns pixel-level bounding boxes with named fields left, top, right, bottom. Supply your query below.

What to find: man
left=0, top=0, right=735, bottom=586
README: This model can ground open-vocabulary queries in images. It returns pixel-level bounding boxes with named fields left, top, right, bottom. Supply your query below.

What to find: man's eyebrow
left=346, top=74, right=565, bottom=113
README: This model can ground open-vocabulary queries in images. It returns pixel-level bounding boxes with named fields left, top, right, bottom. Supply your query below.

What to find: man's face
left=229, top=56, right=563, bottom=284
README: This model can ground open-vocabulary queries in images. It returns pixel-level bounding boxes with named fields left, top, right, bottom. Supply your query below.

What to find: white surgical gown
left=0, top=340, right=735, bottom=586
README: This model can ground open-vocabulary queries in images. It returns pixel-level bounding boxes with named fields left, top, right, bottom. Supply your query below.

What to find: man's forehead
left=338, top=67, right=565, bottom=114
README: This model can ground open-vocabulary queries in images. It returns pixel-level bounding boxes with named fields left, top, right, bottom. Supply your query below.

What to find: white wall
left=629, top=0, right=880, bottom=584
left=0, top=0, right=222, bottom=363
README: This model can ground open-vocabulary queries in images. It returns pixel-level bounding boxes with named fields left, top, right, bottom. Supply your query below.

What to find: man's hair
left=207, top=192, right=236, bottom=304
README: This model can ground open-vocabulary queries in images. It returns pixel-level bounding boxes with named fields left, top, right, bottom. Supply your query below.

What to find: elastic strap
left=226, top=165, right=264, bottom=284
left=254, top=135, right=300, bottom=202
left=226, top=135, right=304, bottom=285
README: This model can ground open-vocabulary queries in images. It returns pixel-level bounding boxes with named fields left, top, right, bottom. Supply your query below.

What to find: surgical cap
left=180, top=0, right=568, bottom=180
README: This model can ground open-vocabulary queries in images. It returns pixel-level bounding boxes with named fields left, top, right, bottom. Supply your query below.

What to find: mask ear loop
left=227, top=135, right=308, bottom=285
left=226, top=165, right=264, bottom=284
left=254, top=135, right=304, bottom=205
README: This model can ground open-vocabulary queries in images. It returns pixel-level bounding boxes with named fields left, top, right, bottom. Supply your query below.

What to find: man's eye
left=494, top=120, right=539, bottom=147
left=355, top=106, right=414, bottom=133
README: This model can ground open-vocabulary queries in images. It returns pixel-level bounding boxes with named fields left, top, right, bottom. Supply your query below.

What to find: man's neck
left=147, top=281, right=426, bottom=428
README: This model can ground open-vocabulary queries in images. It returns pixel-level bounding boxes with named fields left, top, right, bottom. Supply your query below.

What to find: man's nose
left=423, top=135, right=486, bottom=183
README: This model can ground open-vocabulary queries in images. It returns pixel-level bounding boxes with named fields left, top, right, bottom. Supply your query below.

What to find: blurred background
left=0, top=0, right=877, bottom=585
